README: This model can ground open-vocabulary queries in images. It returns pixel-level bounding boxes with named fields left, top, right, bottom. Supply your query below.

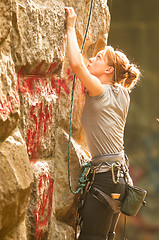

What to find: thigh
left=78, top=171, right=126, bottom=239
left=80, top=191, right=114, bottom=237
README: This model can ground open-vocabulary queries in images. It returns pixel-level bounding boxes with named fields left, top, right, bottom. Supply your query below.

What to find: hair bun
left=124, top=64, right=140, bottom=89
left=104, top=46, right=141, bottom=90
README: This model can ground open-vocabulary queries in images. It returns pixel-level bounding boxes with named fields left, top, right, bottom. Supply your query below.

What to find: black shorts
left=78, top=170, right=126, bottom=240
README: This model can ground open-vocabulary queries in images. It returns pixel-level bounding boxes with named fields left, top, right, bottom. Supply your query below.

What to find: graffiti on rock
left=17, top=62, right=72, bottom=98
left=0, top=61, right=85, bottom=238
left=0, top=89, right=20, bottom=120
left=16, top=62, right=77, bottom=237
left=17, top=62, right=78, bottom=160
left=33, top=172, right=54, bottom=239
left=26, top=102, right=53, bottom=160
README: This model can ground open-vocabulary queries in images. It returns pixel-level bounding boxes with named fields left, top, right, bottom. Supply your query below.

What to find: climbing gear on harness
left=77, top=162, right=92, bottom=195
left=68, top=0, right=94, bottom=195
left=90, top=151, right=125, bottom=175
left=91, top=152, right=133, bottom=186
left=88, top=154, right=125, bottom=213
left=111, top=193, right=121, bottom=199
left=111, top=162, right=121, bottom=184
left=75, top=153, right=131, bottom=240
left=121, top=184, right=147, bottom=216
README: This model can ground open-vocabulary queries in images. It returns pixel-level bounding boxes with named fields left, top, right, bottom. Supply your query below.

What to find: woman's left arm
left=65, top=7, right=104, bottom=96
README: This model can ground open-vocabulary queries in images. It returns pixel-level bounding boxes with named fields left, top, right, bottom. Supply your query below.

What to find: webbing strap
left=123, top=215, right=127, bottom=240
left=68, top=0, right=94, bottom=194
left=90, top=187, right=121, bottom=213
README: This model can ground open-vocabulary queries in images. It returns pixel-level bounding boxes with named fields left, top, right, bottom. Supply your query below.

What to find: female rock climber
left=65, top=7, right=141, bottom=240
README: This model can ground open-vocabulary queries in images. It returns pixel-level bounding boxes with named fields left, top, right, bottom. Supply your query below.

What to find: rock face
left=0, top=0, right=110, bottom=239
left=0, top=130, right=33, bottom=239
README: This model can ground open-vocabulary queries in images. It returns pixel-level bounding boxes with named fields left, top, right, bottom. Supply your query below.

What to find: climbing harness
left=67, top=0, right=94, bottom=195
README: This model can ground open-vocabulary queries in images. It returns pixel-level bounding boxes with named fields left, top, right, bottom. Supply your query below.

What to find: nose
left=89, top=57, right=94, bottom=63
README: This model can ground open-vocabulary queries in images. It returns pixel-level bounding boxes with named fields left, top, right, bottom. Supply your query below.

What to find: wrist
left=67, top=26, right=75, bottom=30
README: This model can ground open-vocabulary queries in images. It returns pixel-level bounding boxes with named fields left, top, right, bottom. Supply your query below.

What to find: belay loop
left=67, top=0, right=94, bottom=194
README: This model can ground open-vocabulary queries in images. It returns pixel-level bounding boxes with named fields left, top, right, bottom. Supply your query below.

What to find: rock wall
left=0, top=0, right=110, bottom=239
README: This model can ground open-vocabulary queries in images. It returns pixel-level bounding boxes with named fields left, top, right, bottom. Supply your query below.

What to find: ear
left=105, top=67, right=114, bottom=74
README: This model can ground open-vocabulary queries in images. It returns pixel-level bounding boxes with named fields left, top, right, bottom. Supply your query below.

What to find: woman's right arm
left=65, top=7, right=104, bottom=96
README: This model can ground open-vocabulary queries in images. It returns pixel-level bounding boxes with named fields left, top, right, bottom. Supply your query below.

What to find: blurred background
left=107, top=0, right=159, bottom=239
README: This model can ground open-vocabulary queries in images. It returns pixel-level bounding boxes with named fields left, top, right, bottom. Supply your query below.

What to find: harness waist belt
left=91, top=151, right=125, bottom=166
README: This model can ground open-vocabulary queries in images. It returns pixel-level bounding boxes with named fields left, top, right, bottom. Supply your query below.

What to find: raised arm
left=65, top=7, right=104, bottom=96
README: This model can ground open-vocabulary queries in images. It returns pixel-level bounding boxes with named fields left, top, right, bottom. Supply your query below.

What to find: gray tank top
left=81, top=84, right=130, bottom=158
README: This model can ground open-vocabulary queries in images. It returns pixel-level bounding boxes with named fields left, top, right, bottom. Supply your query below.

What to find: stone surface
left=0, top=51, right=20, bottom=141
left=3, top=220, right=27, bottom=240
left=48, top=219, right=74, bottom=240
left=0, top=0, right=20, bottom=142
left=26, top=160, right=54, bottom=239
left=11, top=0, right=65, bottom=71
left=0, top=0, right=110, bottom=239
left=54, top=129, right=85, bottom=224
left=0, top=0, right=11, bottom=44
left=0, top=130, right=33, bottom=239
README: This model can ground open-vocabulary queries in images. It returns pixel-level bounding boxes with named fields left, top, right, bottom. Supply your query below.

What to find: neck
left=98, top=74, right=114, bottom=86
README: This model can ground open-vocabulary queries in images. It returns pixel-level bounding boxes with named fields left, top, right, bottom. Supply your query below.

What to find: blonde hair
left=103, top=46, right=141, bottom=90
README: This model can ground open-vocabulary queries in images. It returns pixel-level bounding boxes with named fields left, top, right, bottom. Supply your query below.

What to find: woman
left=65, top=7, right=140, bottom=240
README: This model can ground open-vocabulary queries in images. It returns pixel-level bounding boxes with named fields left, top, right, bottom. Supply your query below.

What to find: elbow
left=69, top=53, right=83, bottom=72
left=70, top=61, right=83, bottom=72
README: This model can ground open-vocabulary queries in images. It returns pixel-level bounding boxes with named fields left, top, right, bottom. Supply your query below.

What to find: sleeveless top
left=81, top=84, right=130, bottom=158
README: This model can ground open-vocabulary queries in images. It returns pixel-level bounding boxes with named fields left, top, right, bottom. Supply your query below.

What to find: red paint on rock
left=17, top=62, right=79, bottom=161
left=27, top=102, right=52, bottom=160
left=0, top=90, right=20, bottom=120
left=17, top=62, right=74, bottom=97
left=34, top=173, right=54, bottom=239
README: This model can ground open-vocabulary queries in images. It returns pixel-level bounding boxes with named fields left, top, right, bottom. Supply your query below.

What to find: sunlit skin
left=65, top=6, right=115, bottom=96
left=87, top=50, right=114, bottom=85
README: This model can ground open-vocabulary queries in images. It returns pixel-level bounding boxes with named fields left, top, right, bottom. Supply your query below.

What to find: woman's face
left=87, top=50, right=108, bottom=77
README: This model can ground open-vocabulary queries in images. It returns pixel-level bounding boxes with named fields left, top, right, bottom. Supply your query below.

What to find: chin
left=87, top=68, right=97, bottom=77
left=87, top=68, right=91, bottom=73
